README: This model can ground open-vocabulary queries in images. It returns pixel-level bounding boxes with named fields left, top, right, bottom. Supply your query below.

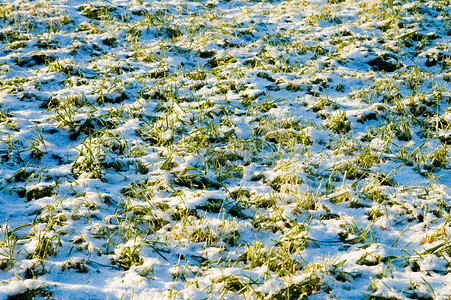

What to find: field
left=0, top=0, right=450, bottom=299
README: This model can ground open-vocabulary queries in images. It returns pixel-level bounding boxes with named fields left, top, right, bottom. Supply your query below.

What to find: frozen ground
left=0, top=0, right=450, bottom=299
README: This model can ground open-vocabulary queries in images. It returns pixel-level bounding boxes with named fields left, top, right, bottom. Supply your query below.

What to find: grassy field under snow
left=0, top=0, right=450, bottom=299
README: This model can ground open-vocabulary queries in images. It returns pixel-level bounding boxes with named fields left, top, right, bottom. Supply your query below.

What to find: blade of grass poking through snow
left=392, top=223, right=411, bottom=247
left=422, top=277, right=436, bottom=299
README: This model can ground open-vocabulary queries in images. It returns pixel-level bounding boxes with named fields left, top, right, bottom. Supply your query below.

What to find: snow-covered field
left=0, top=0, right=450, bottom=298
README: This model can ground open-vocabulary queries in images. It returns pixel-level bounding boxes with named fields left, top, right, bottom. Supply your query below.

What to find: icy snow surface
left=0, top=0, right=450, bottom=299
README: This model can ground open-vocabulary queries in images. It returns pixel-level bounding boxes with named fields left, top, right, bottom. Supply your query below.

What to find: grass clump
left=7, top=286, right=52, bottom=300
left=272, top=273, right=323, bottom=299
left=326, top=110, right=351, bottom=134
left=354, top=148, right=380, bottom=168
left=112, top=246, right=144, bottom=270
left=238, top=241, right=302, bottom=276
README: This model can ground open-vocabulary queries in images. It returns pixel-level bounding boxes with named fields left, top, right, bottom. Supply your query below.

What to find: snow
left=0, top=0, right=450, bottom=298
